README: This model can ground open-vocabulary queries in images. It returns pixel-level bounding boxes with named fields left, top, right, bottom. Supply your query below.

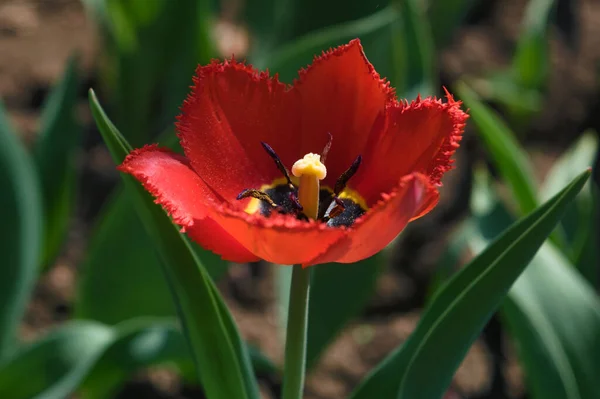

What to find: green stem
left=282, top=264, right=311, bottom=399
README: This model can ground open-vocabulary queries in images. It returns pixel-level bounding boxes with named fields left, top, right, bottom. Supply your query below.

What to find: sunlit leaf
left=80, top=319, right=193, bottom=399
left=0, top=319, right=276, bottom=399
left=0, top=321, right=114, bottom=399
left=349, top=170, right=590, bottom=399
left=470, top=172, right=600, bottom=399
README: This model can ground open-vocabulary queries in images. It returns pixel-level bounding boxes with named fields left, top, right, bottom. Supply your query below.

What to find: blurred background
left=0, top=0, right=599, bottom=398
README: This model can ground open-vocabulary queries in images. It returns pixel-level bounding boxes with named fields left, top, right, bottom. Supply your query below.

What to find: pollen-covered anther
left=291, top=153, right=327, bottom=220
left=291, top=153, right=327, bottom=180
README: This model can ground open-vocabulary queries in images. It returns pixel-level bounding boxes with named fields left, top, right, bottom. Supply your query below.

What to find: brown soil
left=3, top=0, right=599, bottom=398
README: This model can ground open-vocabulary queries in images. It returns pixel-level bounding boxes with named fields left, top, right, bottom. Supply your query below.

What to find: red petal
left=118, top=145, right=259, bottom=263
left=292, top=39, right=396, bottom=188
left=210, top=209, right=345, bottom=266
left=307, top=173, right=439, bottom=265
left=176, top=61, right=300, bottom=205
left=352, top=92, right=468, bottom=204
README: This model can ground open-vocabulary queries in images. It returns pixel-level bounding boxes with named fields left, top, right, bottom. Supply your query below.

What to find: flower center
left=291, top=153, right=326, bottom=220
left=237, top=139, right=367, bottom=227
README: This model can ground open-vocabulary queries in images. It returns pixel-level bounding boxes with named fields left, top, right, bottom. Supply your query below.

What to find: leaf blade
left=0, top=102, right=43, bottom=360
left=349, top=169, right=590, bottom=399
left=470, top=173, right=600, bottom=399
left=34, top=56, right=81, bottom=267
left=455, top=81, right=539, bottom=215
left=88, top=89, right=258, bottom=399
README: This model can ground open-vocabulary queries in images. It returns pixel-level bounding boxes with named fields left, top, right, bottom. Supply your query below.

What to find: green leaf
left=81, top=319, right=193, bottom=399
left=394, top=0, right=435, bottom=98
left=84, top=321, right=276, bottom=399
left=349, top=169, right=590, bottom=399
left=455, top=81, right=539, bottom=215
left=469, top=173, right=600, bottom=399
left=503, top=250, right=600, bottom=399
left=512, top=0, right=557, bottom=90
left=75, top=191, right=174, bottom=323
left=88, top=89, right=259, bottom=399
left=262, top=4, right=435, bottom=98
left=540, top=132, right=598, bottom=202
left=0, top=318, right=277, bottom=399
left=0, top=321, right=115, bottom=399
left=274, top=266, right=292, bottom=344
left=306, top=254, right=385, bottom=369
left=34, top=56, right=81, bottom=267
left=76, top=189, right=229, bottom=325
left=245, top=0, right=389, bottom=57
left=474, top=71, right=544, bottom=115
left=426, top=223, right=469, bottom=301
left=540, top=131, right=598, bottom=280
left=0, top=102, right=43, bottom=361
left=86, top=0, right=215, bottom=145
left=261, top=7, right=399, bottom=83
left=428, top=0, right=485, bottom=47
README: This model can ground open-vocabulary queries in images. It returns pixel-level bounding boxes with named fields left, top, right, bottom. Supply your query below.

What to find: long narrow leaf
left=34, top=56, right=80, bottom=267
left=540, top=132, right=598, bottom=278
left=88, top=89, right=259, bottom=399
left=470, top=174, right=600, bottom=399
left=503, top=246, right=600, bottom=399
left=0, top=319, right=276, bottom=399
left=263, top=3, right=435, bottom=98
left=513, top=0, right=557, bottom=90
left=0, top=321, right=115, bottom=399
left=263, top=7, right=401, bottom=83
left=75, top=189, right=229, bottom=325
left=394, top=0, right=435, bottom=98
left=245, top=0, right=389, bottom=58
left=0, top=103, right=43, bottom=360
left=349, top=169, right=590, bottom=399
left=455, top=81, right=539, bottom=215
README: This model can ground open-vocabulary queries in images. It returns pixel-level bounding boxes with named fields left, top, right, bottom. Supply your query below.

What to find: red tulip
left=118, top=39, right=468, bottom=266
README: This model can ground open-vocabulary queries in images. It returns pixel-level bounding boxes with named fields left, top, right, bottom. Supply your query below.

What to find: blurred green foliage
left=0, top=0, right=597, bottom=398
left=0, top=103, right=42, bottom=361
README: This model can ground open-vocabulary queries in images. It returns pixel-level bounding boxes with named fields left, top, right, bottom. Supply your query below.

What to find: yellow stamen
left=291, top=153, right=327, bottom=220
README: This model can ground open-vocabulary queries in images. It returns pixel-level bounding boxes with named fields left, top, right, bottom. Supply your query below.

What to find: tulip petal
left=353, top=92, right=468, bottom=204
left=293, top=39, right=396, bottom=188
left=118, top=145, right=259, bottom=263
left=177, top=61, right=301, bottom=205
left=211, top=209, right=346, bottom=266
left=307, top=173, right=439, bottom=265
